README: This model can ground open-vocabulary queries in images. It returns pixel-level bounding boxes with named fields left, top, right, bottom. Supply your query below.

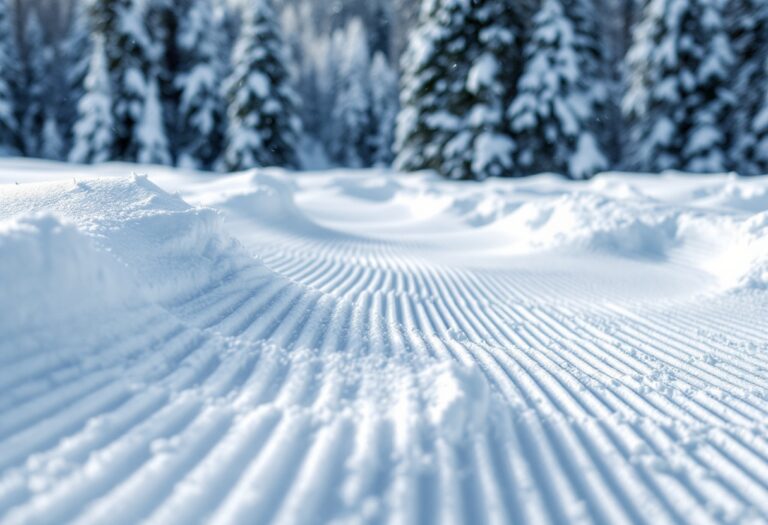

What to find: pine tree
left=596, top=0, right=638, bottom=165
left=85, top=0, right=162, bottom=162
left=223, top=0, right=301, bottom=171
left=41, top=111, right=64, bottom=160
left=742, top=56, right=768, bottom=175
left=395, top=0, right=530, bottom=180
left=60, top=0, right=91, bottom=153
left=0, top=0, right=19, bottom=155
left=624, top=0, right=734, bottom=172
left=20, top=13, right=48, bottom=158
left=136, top=76, right=171, bottom=164
left=369, top=51, right=398, bottom=166
left=392, top=0, right=420, bottom=57
left=508, top=0, right=608, bottom=179
left=315, top=28, right=345, bottom=156
left=175, top=0, right=226, bottom=170
left=144, top=0, right=179, bottom=160
left=728, top=0, right=768, bottom=174
left=69, top=35, right=115, bottom=163
left=329, top=18, right=373, bottom=167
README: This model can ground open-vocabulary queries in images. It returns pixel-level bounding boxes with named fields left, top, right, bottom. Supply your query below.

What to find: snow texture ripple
left=1, top=161, right=768, bottom=524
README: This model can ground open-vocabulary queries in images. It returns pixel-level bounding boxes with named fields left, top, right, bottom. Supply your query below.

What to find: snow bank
left=0, top=175, right=252, bottom=307
left=445, top=181, right=768, bottom=290
left=692, top=177, right=768, bottom=213
left=476, top=192, right=682, bottom=257
left=519, top=193, right=680, bottom=255
left=735, top=212, right=768, bottom=289
left=705, top=211, right=768, bottom=290
left=0, top=214, right=130, bottom=334
left=332, top=173, right=453, bottom=222
left=198, top=172, right=319, bottom=232
left=222, top=173, right=309, bottom=227
left=336, top=176, right=403, bottom=203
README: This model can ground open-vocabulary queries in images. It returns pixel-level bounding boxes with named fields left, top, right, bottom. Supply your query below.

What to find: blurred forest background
left=0, top=0, right=765, bottom=179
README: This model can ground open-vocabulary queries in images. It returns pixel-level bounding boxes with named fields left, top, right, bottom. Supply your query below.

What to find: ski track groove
left=3, top=189, right=768, bottom=524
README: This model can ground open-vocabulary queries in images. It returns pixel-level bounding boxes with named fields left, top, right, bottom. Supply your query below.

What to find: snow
left=136, top=79, right=171, bottom=166
left=570, top=133, right=607, bottom=180
left=0, top=213, right=130, bottom=333
left=0, top=175, right=247, bottom=305
left=1, top=159, right=768, bottom=524
left=466, top=53, right=498, bottom=94
left=471, top=132, right=514, bottom=178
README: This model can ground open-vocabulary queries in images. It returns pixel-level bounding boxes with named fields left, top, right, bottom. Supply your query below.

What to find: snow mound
left=421, top=362, right=490, bottom=444
left=693, top=178, right=768, bottom=213
left=336, top=176, right=404, bottom=202
left=496, top=192, right=681, bottom=257
left=210, top=172, right=358, bottom=240
left=0, top=175, right=252, bottom=303
left=221, top=173, right=310, bottom=226
left=0, top=214, right=130, bottom=334
left=338, top=175, right=454, bottom=222
left=588, top=177, right=651, bottom=200
left=206, top=173, right=311, bottom=228
left=709, top=211, right=768, bottom=290
left=737, top=213, right=768, bottom=289
left=449, top=191, right=524, bottom=227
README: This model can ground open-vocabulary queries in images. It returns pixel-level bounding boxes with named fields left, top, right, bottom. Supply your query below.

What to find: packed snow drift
left=1, top=159, right=768, bottom=524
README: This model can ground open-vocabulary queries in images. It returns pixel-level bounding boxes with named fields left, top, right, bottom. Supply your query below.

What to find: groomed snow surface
left=1, top=159, right=768, bottom=524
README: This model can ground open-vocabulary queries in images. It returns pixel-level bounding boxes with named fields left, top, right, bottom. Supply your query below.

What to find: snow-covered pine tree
left=281, top=3, right=325, bottom=151
left=0, top=0, right=19, bottom=155
left=392, top=0, right=420, bottom=57
left=20, top=13, right=49, bottom=158
left=329, top=18, right=374, bottom=168
left=741, top=56, right=768, bottom=175
left=217, top=0, right=242, bottom=51
left=136, top=76, right=171, bottom=164
left=508, top=0, right=608, bottom=179
left=41, top=111, right=64, bottom=160
left=369, top=51, right=398, bottom=166
left=70, top=35, right=115, bottom=163
left=223, top=0, right=301, bottom=171
left=596, top=0, right=637, bottom=165
left=86, top=0, right=163, bottom=162
left=624, top=0, right=734, bottom=173
left=175, top=0, right=226, bottom=170
left=60, top=0, right=91, bottom=153
left=144, top=0, right=179, bottom=160
left=728, top=0, right=768, bottom=174
left=314, top=28, right=345, bottom=156
left=395, top=0, right=530, bottom=180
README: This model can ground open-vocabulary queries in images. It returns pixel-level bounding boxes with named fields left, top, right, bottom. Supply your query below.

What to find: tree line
left=0, top=0, right=767, bottom=179
left=0, top=0, right=401, bottom=171
left=398, top=0, right=761, bottom=179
